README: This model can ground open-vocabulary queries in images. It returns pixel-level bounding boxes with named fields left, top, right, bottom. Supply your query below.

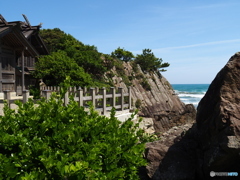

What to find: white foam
left=178, top=93, right=205, bottom=99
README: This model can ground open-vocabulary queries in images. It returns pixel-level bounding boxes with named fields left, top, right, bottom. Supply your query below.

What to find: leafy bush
left=128, top=76, right=134, bottom=81
left=38, top=28, right=108, bottom=86
left=0, top=88, right=150, bottom=179
left=141, top=78, right=151, bottom=91
left=130, top=61, right=139, bottom=73
left=34, top=51, right=94, bottom=87
left=135, top=73, right=144, bottom=80
left=113, top=59, right=125, bottom=77
left=135, top=99, right=142, bottom=109
left=29, top=85, right=41, bottom=99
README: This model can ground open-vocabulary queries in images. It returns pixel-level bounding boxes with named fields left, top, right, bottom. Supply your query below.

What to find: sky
left=1, top=0, right=240, bottom=84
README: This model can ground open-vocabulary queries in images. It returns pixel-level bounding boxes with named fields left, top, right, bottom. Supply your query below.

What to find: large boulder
left=141, top=52, right=240, bottom=179
left=196, top=52, right=240, bottom=175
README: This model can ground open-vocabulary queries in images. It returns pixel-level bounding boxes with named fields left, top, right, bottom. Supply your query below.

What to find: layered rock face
left=142, top=52, right=240, bottom=179
left=196, top=52, right=240, bottom=175
left=111, top=63, right=196, bottom=134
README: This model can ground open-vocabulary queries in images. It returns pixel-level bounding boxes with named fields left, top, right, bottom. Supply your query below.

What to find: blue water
left=171, top=84, right=210, bottom=108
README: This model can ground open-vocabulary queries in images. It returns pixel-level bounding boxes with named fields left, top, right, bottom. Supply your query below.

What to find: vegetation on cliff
left=35, top=28, right=169, bottom=87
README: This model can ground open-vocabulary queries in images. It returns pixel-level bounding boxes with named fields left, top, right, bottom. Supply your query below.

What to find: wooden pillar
left=102, top=87, right=106, bottom=115
left=0, top=40, right=2, bottom=92
left=4, top=90, right=11, bottom=107
left=90, top=88, right=96, bottom=108
left=128, top=87, right=132, bottom=110
left=64, top=90, right=69, bottom=106
left=110, top=87, right=116, bottom=108
left=42, top=90, right=51, bottom=100
left=23, top=90, right=29, bottom=103
left=0, top=57, right=2, bottom=92
left=78, top=88, right=83, bottom=107
left=21, top=50, right=25, bottom=92
left=119, top=87, right=124, bottom=111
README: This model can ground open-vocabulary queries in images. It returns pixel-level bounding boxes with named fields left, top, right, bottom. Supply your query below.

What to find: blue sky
left=1, top=0, right=240, bottom=84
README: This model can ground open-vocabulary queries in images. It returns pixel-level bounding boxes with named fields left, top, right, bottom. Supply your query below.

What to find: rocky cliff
left=108, top=62, right=196, bottom=134
left=142, top=52, right=240, bottom=179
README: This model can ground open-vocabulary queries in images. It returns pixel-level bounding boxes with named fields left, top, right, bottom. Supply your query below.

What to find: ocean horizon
left=171, top=84, right=210, bottom=108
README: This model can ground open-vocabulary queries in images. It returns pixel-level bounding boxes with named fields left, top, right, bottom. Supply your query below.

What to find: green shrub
left=128, top=76, right=134, bottom=81
left=130, top=61, right=139, bottom=73
left=141, top=78, right=151, bottom=91
left=29, top=85, right=41, bottom=99
left=0, top=88, right=150, bottom=179
left=135, top=73, right=144, bottom=80
left=135, top=99, right=142, bottom=109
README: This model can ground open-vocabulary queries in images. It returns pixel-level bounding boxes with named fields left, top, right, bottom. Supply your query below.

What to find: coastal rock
left=196, top=52, right=240, bottom=176
left=110, top=62, right=196, bottom=134
left=140, top=52, right=240, bottom=179
left=139, top=123, right=197, bottom=180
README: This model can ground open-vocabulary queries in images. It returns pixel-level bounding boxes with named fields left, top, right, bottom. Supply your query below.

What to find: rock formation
left=110, top=62, right=196, bottom=134
left=196, top=52, right=240, bottom=176
left=141, top=52, right=240, bottom=179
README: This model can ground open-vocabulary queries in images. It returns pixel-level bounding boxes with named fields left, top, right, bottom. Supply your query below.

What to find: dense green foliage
left=35, top=28, right=169, bottom=87
left=34, top=51, right=94, bottom=87
left=111, top=47, right=134, bottom=62
left=135, top=49, right=170, bottom=72
left=0, top=88, right=151, bottom=179
left=37, top=28, right=109, bottom=87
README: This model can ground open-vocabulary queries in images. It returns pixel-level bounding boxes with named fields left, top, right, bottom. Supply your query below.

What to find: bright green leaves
left=0, top=92, right=151, bottom=179
left=37, top=28, right=109, bottom=87
left=34, top=50, right=94, bottom=87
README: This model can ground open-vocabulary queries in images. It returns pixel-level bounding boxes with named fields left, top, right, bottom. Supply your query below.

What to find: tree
left=134, top=49, right=170, bottom=72
left=39, top=28, right=108, bottom=84
left=34, top=50, right=94, bottom=87
left=111, top=47, right=135, bottom=62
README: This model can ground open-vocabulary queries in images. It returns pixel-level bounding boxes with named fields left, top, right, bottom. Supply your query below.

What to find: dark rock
left=196, top=52, right=240, bottom=176
left=140, top=52, right=240, bottom=179
left=141, top=123, right=198, bottom=180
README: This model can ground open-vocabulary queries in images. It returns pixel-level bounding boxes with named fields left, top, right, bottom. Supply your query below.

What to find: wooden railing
left=1, top=87, right=132, bottom=115
left=40, top=86, right=132, bottom=115
left=1, top=90, right=30, bottom=105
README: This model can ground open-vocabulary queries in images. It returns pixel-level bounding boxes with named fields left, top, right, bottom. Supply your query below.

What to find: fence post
left=42, top=90, right=52, bottom=100
left=64, top=90, right=69, bottom=106
left=128, top=87, right=131, bottom=110
left=90, top=88, right=96, bottom=108
left=110, top=87, right=116, bottom=108
left=102, top=87, right=106, bottom=115
left=84, top=87, right=87, bottom=95
left=73, top=87, right=77, bottom=97
left=23, top=90, right=29, bottom=103
left=78, top=88, right=83, bottom=107
left=56, top=86, right=60, bottom=93
left=119, top=87, right=124, bottom=111
left=4, top=90, right=10, bottom=107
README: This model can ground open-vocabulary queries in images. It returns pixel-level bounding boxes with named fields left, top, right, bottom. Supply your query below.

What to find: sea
left=171, top=84, right=210, bottom=108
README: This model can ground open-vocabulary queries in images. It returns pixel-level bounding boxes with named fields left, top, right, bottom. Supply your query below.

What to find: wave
left=178, top=93, right=205, bottom=99
left=174, top=90, right=206, bottom=95
left=176, top=93, right=205, bottom=108
left=172, top=84, right=209, bottom=108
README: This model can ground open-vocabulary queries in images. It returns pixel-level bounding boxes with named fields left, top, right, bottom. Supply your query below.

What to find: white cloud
left=153, top=39, right=240, bottom=53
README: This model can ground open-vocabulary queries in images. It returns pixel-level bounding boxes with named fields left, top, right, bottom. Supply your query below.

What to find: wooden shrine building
left=0, top=14, right=48, bottom=95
